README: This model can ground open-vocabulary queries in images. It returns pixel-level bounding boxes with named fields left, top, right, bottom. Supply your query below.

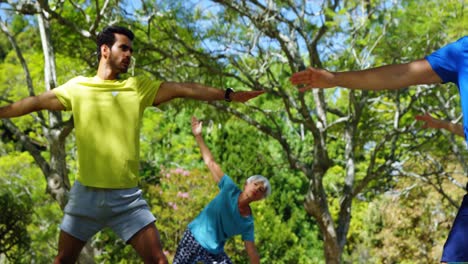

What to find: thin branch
left=0, top=19, right=46, bottom=124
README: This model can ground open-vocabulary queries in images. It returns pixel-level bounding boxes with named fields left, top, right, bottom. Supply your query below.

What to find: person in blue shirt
left=172, top=116, right=272, bottom=264
left=290, top=36, right=468, bottom=263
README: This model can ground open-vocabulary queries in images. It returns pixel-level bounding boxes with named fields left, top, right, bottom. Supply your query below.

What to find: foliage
left=93, top=230, right=141, bottom=264
left=145, top=166, right=216, bottom=262
left=140, top=112, right=323, bottom=263
left=0, top=190, right=32, bottom=262
left=345, top=169, right=464, bottom=263
left=0, top=0, right=467, bottom=262
left=0, top=152, right=62, bottom=263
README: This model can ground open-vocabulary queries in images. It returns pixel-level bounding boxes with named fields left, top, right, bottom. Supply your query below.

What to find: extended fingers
left=415, top=113, right=432, bottom=121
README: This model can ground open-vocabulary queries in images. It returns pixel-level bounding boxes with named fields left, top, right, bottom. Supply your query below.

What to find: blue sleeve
left=241, top=223, right=255, bottom=242
left=218, top=174, right=236, bottom=190
left=425, top=36, right=467, bottom=84
left=217, top=174, right=227, bottom=189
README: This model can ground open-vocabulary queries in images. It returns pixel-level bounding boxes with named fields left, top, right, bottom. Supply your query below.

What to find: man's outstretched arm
left=0, top=91, right=65, bottom=118
left=290, top=59, right=442, bottom=92
left=153, top=82, right=264, bottom=106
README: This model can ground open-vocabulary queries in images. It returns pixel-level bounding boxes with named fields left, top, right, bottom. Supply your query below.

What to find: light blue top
left=426, top=36, right=468, bottom=142
left=188, top=175, right=254, bottom=254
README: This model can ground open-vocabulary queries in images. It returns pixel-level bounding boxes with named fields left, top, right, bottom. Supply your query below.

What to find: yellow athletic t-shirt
left=53, top=76, right=161, bottom=188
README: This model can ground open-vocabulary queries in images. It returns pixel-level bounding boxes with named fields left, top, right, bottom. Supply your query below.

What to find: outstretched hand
left=191, top=115, right=225, bottom=182
left=191, top=116, right=203, bottom=136
left=415, top=113, right=464, bottom=138
left=290, top=67, right=335, bottom=92
left=231, top=90, right=265, bottom=103
left=415, top=113, right=442, bottom=129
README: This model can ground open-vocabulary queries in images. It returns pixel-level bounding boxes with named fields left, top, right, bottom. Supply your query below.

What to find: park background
left=0, top=0, right=467, bottom=263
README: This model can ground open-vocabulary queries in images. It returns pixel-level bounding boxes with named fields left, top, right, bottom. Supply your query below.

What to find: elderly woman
left=173, top=116, right=272, bottom=264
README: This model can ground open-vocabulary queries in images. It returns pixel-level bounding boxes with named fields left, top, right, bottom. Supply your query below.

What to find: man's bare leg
left=53, top=230, right=87, bottom=264
left=129, top=223, right=168, bottom=264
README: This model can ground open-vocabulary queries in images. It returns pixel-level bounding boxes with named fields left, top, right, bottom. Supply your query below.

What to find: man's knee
left=53, top=253, right=79, bottom=264
left=142, top=253, right=168, bottom=264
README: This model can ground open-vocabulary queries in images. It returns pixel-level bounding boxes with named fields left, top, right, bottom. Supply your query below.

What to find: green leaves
left=0, top=152, right=61, bottom=263
left=0, top=191, right=32, bottom=262
left=0, top=0, right=466, bottom=262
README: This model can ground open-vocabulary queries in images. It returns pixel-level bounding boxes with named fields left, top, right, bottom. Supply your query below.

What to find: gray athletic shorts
left=60, top=181, right=156, bottom=243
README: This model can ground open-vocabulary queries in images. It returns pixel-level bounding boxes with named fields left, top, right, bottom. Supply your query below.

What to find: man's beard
left=109, top=54, right=129, bottom=73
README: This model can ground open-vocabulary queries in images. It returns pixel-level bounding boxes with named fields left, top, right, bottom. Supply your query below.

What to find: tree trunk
left=37, top=4, right=69, bottom=209
left=36, top=8, right=95, bottom=263
left=304, top=170, right=341, bottom=264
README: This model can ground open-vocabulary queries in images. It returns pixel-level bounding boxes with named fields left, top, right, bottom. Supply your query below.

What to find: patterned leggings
left=173, top=229, right=233, bottom=264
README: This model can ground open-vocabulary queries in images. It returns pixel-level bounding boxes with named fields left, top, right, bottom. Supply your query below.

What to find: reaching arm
left=191, top=116, right=224, bottom=183
left=153, top=82, right=264, bottom=106
left=290, top=59, right=442, bottom=91
left=0, top=91, right=65, bottom=118
left=415, top=113, right=464, bottom=138
left=244, top=241, right=260, bottom=264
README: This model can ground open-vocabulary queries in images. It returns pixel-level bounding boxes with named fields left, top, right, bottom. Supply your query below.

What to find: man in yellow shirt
left=0, top=25, right=264, bottom=263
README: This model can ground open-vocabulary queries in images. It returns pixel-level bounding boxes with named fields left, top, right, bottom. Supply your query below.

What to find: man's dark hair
left=96, top=26, right=134, bottom=61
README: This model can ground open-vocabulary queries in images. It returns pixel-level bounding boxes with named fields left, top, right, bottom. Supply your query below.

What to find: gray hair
left=246, top=175, right=272, bottom=198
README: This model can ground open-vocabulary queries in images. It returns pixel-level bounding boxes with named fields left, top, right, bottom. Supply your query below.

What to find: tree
left=0, top=1, right=144, bottom=261
left=0, top=0, right=227, bottom=261
left=1, top=0, right=466, bottom=262
left=0, top=190, right=32, bottom=262
left=136, top=0, right=467, bottom=262
left=0, top=151, right=62, bottom=263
